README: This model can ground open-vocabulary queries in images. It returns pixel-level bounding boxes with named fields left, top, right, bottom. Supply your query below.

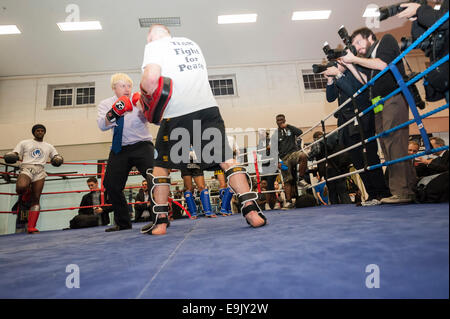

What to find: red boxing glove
left=132, top=92, right=141, bottom=106
left=106, top=96, right=133, bottom=122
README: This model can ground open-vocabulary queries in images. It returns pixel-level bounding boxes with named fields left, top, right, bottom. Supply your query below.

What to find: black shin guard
left=224, top=165, right=267, bottom=227
left=141, top=170, right=171, bottom=234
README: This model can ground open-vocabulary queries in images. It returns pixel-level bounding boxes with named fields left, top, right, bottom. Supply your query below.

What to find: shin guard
left=141, top=170, right=171, bottom=234
left=220, top=188, right=233, bottom=216
left=27, top=205, right=40, bottom=233
left=184, top=191, right=198, bottom=218
left=224, top=166, right=266, bottom=226
left=200, top=189, right=215, bottom=217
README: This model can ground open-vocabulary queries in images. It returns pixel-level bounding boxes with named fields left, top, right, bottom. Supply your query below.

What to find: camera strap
left=368, top=41, right=381, bottom=102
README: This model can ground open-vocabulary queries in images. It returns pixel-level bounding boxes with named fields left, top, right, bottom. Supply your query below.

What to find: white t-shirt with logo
left=13, top=139, right=58, bottom=166
left=141, top=36, right=218, bottom=119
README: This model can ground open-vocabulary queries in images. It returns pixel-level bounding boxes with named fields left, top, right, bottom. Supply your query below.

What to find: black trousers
left=325, top=167, right=352, bottom=205
left=103, top=141, right=154, bottom=228
left=341, top=115, right=391, bottom=200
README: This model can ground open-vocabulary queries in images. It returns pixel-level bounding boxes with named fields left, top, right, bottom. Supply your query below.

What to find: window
left=48, top=83, right=95, bottom=108
left=76, top=87, right=95, bottom=105
left=302, top=70, right=328, bottom=91
left=53, top=88, right=73, bottom=107
left=209, top=77, right=236, bottom=97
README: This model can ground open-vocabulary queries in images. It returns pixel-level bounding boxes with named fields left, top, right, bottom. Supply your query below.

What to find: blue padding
left=221, top=188, right=233, bottom=213
left=184, top=191, right=197, bottom=216
left=200, top=189, right=213, bottom=215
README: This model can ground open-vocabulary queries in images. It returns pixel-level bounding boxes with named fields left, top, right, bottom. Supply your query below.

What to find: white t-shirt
left=13, top=139, right=58, bottom=166
left=141, top=36, right=218, bottom=119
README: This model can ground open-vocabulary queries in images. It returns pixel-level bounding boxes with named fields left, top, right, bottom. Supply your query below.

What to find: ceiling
left=0, top=0, right=414, bottom=78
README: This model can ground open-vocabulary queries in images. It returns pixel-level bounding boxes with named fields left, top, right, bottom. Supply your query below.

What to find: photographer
left=342, top=28, right=417, bottom=204
left=322, top=61, right=391, bottom=205
left=397, top=0, right=449, bottom=103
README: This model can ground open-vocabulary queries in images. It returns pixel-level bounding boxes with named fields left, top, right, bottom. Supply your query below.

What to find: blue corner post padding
left=184, top=191, right=197, bottom=217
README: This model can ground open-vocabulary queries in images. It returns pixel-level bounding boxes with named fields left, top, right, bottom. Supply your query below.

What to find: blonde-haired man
left=97, top=73, right=155, bottom=232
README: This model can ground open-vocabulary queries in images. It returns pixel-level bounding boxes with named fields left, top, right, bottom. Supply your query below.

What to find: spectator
left=256, top=179, right=276, bottom=210
left=414, top=137, right=449, bottom=203
left=416, top=137, right=449, bottom=177
left=70, top=177, right=112, bottom=229
left=309, top=131, right=352, bottom=205
left=273, top=114, right=308, bottom=209
left=258, top=129, right=278, bottom=208
left=408, top=140, right=420, bottom=155
left=313, top=172, right=329, bottom=206
left=273, top=180, right=287, bottom=209
left=347, top=177, right=362, bottom=205
left=134, top=180, right=154, bottom=223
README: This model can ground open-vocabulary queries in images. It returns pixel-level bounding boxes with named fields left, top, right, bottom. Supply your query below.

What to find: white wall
left=0, top=54, right=446, bottom=159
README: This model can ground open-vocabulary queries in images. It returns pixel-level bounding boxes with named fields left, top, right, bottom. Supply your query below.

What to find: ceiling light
left=218, top=14, right=257, bottom=24
left=57, top=21, right=102, bottom=31
left=363, top=7, right=381, bottom=18
left=292, top=10, right=332, bottom=21
left=0, top=25, right=21, bottom=35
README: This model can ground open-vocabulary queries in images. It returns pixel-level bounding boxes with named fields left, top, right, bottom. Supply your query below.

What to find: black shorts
left=180, top=164, right=204, bottom=178
left=154, top=106, right=233, bottom=171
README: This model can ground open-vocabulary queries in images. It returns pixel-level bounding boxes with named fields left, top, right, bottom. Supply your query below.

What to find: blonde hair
left=110, top=73, right=133, bottom=90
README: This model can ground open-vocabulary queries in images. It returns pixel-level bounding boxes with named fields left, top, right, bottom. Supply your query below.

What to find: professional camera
left=337, top=26, right=357, bottom=56
left=311, top=42, right=342, bottom=74
left=323, top=43, right=347, bottom=60
left=400, top=21, right=447, bottom=57
left=313, top=26, right=358, bottom=73
left=312, top=61, right=338, bottom=74
left=378, top=0, right=427, bottom=21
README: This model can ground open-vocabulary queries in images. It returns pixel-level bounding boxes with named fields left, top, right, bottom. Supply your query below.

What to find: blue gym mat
left=0, top=203, right=448, bottom=299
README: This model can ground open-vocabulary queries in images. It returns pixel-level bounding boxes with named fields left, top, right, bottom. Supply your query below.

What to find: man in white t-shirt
left=3, top=124, right=63, bottom=233
left=137, top=25, right=266, bottom=235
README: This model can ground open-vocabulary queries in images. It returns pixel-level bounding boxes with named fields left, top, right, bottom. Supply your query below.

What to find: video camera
left=378, top=0, right=427, bottom=21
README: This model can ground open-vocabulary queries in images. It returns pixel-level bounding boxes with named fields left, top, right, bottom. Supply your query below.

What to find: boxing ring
left=0, top=14, right=448, bottom=299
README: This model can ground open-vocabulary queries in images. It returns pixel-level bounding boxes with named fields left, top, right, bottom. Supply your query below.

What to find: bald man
left=137, top=25, right=266, bottom=235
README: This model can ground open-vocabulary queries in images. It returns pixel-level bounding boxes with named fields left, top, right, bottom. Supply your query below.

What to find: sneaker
left=282, top=202, right=294, bottom=210
left=380, top=194, right=413, bottom=204
left=361, top=199, right=382, bottom=206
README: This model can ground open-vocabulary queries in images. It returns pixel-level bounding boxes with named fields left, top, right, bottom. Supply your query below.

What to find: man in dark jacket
left=134, top=179, right=155, bottom=223
left=70, top=177, right=112, bottom=228
left=323, top=62, right=391, bottom=205
left=415, top=137, right=449, bottom=177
